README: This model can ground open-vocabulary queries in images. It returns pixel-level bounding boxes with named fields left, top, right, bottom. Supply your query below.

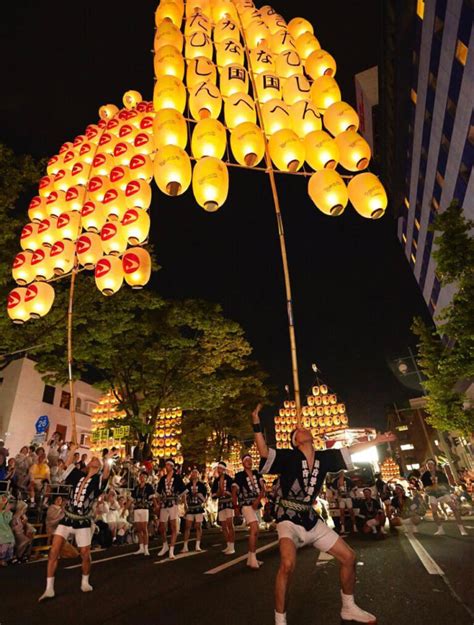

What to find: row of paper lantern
left=306, top=394, right=339, bottom=407
left=152, top=438, right=182, bottom=447
left=152, top=449, right=184, bottom=461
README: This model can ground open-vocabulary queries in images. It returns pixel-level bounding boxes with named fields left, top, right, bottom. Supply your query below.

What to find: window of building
left=410, top=88, right=417, bottom=104
left=402, top=233, right=407, bottom=244
left=446, top=98, right=457, bottom=118
left=459, top=161, right=471, bottom=184
left=410, top=252, right=417, bottom=264
left=428, top=72, right=437, bottom=90
left=0, top=377, right=3, bottom=387
left=434, top=16, right=444, bottom=36
left=80, top=434, right=91, bottom=448
left=431, top=197, right=440, bottom=212
left=404, top=197, right=410, bottom=209
left=414, top=218, right=421, bottom=230
left=60, top=391, right=71, bottom=410
left=455, top=40, right=468, bottom=65
left=412, top=238, right=418, bottom=250
left=400, top=443, right=415, bottom=451
left=440, top=133, right=450, bottom=153
left=436, top=170, right=444, bottom=187
left=42, top=384, right=55, bottom=405
left=406, top=463, right=421, bottom=471
left=417, top=0, right=425, bottom=19
left=76, top=397, right=82, bottom=413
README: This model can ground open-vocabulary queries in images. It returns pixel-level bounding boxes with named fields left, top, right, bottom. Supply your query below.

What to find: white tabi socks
left=38, top=577, right=55, bottom=602
left=134, top=544, right=144, bottom=555
left=340, top=591, right=376, bottom=624
left=224, top=542, right=235, bottom=555
left=275, top=610, right=287, bottom=625
left=143, top=545, right=150, bottom=556
left=81, top=575, right=93, bottom=593
left=158, top=542, right=169, bottom=556
left=195, top=540, right=202, bottom=552
left=182, top=541, right=189, bottom=553
left=247, top=552, right=260, bottom=569
left=169, top=545, right=175, bottom=559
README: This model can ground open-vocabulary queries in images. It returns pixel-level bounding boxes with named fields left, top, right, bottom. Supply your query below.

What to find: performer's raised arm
left=252, top=403, right=269, bottom=459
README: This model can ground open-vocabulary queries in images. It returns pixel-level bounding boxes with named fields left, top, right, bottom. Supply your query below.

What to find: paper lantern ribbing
left=310, top=75, right=341, bottom=111
left=24, top=282, right=55, bottom=319
left=153, top=76, right=187, bottom=112
left=154, top=145, right=192, bottom=196
left=122, top=208, right=151, bottom=245
left=31, top=246, right=54, bottom=282
left=224, top=92, right=256, bottom=128
left=153, top=108, right=188, bottom=149
left=308, top=170, right=348, bottom=216
left=348, top=173, right=387, bottom=219
left=122, top=248, right=152, bottom=289
left=7, top=288, right=30, bottom=324
left=49, top=240, right=75, bottom=276
left=12, top=251, right=34, bottom=286
left=304, top=130, right=340, bottom=170
left=76, top=233, right=103, bottom=270
left=192, top=157, right=229, bottom=211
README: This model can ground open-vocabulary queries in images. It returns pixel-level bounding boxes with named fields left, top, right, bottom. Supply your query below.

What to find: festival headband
left=241, top=454, right=252, bottom=462
left=290, top=429, right=298, bottom=449
left=165, top=459, right=175, bottom=467
left=217, top=461, right=227, bottom=469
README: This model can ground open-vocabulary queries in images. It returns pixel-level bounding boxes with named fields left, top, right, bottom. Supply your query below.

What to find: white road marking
left=64, top=540, right=188, bottom=569
left=204, top=540, right=279, bottom=575
left=405, top=533, right=444, bottom=575
left=154, top=550, right=206, bottom=564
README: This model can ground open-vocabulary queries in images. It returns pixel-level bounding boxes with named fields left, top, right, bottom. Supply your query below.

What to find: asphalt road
left=2, top=519, right=473, bottom=625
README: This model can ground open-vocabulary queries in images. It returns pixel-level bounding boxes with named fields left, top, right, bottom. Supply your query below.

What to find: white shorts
left=134, top=509, right=149, bottom=523
left=277, top=519, right=339, bottom=553
left=185, top=513, right=204, bottom=523
left=337, top=498, right=353, bottom=509
left=160, top=505, right=179, bottom=523
left=54, top=524, right=92, bottom=548
left=218, top=508, right=234, bottom=522
left=242, top=505, right=258, bottom=525
left=429, top=494, right=453, bottom=506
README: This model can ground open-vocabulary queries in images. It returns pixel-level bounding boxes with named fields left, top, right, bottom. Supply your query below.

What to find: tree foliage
left=412, top=201, right=474, bottom=434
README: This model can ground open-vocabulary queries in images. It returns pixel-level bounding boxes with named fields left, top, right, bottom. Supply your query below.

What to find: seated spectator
left=389, top=484, right=422, bottom=534
left=0, top=495, right=14, bottom=566
left=45, top=495, right=65, bottom=540
left=14, top=446, right=31, bottom=491
left=11, top=500, right=35, bottom=561
left=105, top=490, right=120, bottom=541
left=0, top=451, right=7, bottom=481
left=330, top=470, right=358, bottom=534
left=6, top=458, right=19, bottom=497
left=356, top=487, right=386, bottom=537
left=116, top=496, right=132, bottom=543
left=52, top=459, right=67, bottom=484
left=28, top=447, right=51, bottom=507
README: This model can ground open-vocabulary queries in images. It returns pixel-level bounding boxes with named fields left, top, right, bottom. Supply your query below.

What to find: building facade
left=0, top=357, right=100, bottom=455
left=398, top=0, right=473, bottom=317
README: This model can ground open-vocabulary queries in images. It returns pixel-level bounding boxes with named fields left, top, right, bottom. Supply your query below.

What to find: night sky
left=0, top=1, right=433, bottom=430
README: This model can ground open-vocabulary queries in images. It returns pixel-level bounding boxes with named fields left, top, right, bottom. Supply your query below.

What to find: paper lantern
left=265, top=13, right=288, bottom=36
left=121, top=208, right=151, bottom=245
left=282, top=75, right=311, bottom=106
left=78, top=141, right=95, bottom=164
left=101, top=188, right=128, bottom=221
left=99, top=104, right=119, bottom=121
left=224, top=92, right=256, bottom=128
left=268, top=129, right=305, bottom=171
left=230, top=122, right=265, bottom=167
left=261, top=99, right=291, bottom=135
left=240, top=7, right=261, bottom=28
left=154, top=45, right=185, bottom=79
left=123, top=90, right=142, bottom=109
left=249, top=47, right=275, bottom=74
left=305, top=50, right=337, bottom=79
left=133, top=132, right=154, bottom=156
left=192, top=157, right=229, bottom=211
left=304, top=130, right=339, bottom=170
left=113, top=141, right=135, bottom=166
left=246, top=20, right=270, bottom=49
left=46, top=155, right=61, bottom=176
left=129, top=154, right=153, bottom=182
left=28, top=196, right=48, bottom=223
left=125, top=180, right=152, bottom=210
left=276, top=50, right=303, bottom=78
left=69, top=161, right=89, bottom=187
left=87, top=175, right=111, bottom=202
left=153, top=108, right=188, bottom=149
left=100, top=222, right=128, bottom=256
left=52, top=169, right=69, bottom=193
left=215, top=39, right=244, bottom=67
left=308, top=170, right=348, bottom=217
left=185, top=10, right=212, bottom=35
left=45, top=190, right=67, bottom=219
left=81, top=200, right=107, bottom=233
left=37, top=218, right=56, bottom=247
left=64, top=186, right=86, bottom=213
left=270, top=29, right=296, bottom=54
left=122, top=247, right=152, bottom=289
left=191, top=118, right=227, bottom=159
left=154, top=19, right=184, bottom=51
left=320, top=384, right=328, bottom=394
left=254, top=72, right=281, bottom=103
left=185, top=32, right=213, bottom=60
left=95, top=256, right=124, bottom=296
left=91, top=153, right=115, bottom=177
left=189, top=81, right=222, bottom=120
left=76, top=233, right=103, bottom=269
left=213, top=16, right=240, bottom=44
left=290, top=100, right=322, bottom=138
left=348, top=173, right=387, bottom=219
left=20, top=223, right=41, bottom=252
left=117, top=123, right=138, bottom=145
left=212, top=1, right=238, bottom=23
left=220, top=64, right=249, bottom=97
left=56, top=211, right=81, bottom=241
left=153, top=145, right=192, bottom=196
left=295, top=32, right=320, bottom=60
left=97, top=132, right=118, bottom=155
left=186, top=56, right=217, bottom=89
left=287, top=17, right=313, bottom=39
left=155, top=1, right=183, bottom=28
left=85, top=124, right=102, bottom=143
left=153, top=76, right=187, bottom=113
left=323, top=101, right=359, bottom=137
left=24, top=282, right=55, bottom=319
left=12, top=251, right=34, bottom=285
left=49, top=240, right=75, bottom=275
left=335, top=130, right=371, bottom=171
left=109, top=165, right=131, bottom=191
left=7, top=288, right=30, bottom=324
left=310, top=76, right=341, bottom=111
left=38, top=175, right=55, bottom=198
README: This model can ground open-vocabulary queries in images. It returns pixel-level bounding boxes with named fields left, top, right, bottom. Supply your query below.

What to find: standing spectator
left=47, top=433, right=62, bottom=482
left=0, top=439, right=9, bottom=465
left=6, top=459, right=19, bottom=497
left=28, top=447, right=51, bottom=507
left=421, top=459, right=467, bottom=536
left=0, top=450, right=7, bottom=481
left=53, top=459, right=67, bottom=484
left=11, top=500, right=35, bottom=560
left=357, top=488, right=386, bottom=537
left=374, top=472, right=392, bottom=516
left=14, top=446, right=31, bottom=491
left=0, top=495, right=14, bottom=566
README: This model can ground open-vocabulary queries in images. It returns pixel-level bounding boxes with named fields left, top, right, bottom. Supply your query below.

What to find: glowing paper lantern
left=216, top=39, right=244, bottom=67
left=95, top=256, right=124, bottom=296
left=45, top=190, right=67, bottom=219
left=185, top=11, right=212, bottom=36
left=283, top=75, right=311, bottom=106
left=7, top=288, right=30, bottom=324
left=133, top=132, right=154, bottom=156
left=246, top=20, right=270, bottom=49
left=49, top=240, right=75, bottom=275
left=99, top=104, right=119, bottom=121
left=249, top=47, right=275, bottom=74
left=254, top=72, right=281, bottom=103
left=122, top=247, right=152, bottom=288
left=154, top=20, right=184, bottom=51
left=46, top=155, right=61, bottom=176
left=192, top=157, right=228, bottom=211
left=91, top=153, right=115, bottom=177
left=261, top=99, right=291, bottom=135
left=295, top=32, right=320, bottom=60
left=37, top=218, right=56, bottom=247
left=24, top=282, right=55, bottom=319
left=101, top=188, right=128, bottom=221
left=81, top=201, right=107, bottom=233
left=110, top=165, right=131, bottom=191
left=276, top=50, right=303, bottom=78
left=334, top=130, right=371, bottom=171
left=76, top=233, right=103, bottom=269
left=323, top=101, right=359, bottom=136
left=220, top=64, right=249, bottom=97
left=64, top=186, right=86, bottom=212
left=125, top=180, right=152, bottom=210
left=56, top=211, right=81, bottom=241
left=100, top=221, right=128, bottom=256
left=30, top=245, right=54, bottom=282
left=213, top=17, right=240, bottom=44
left=304, top=130, right=340, bottom=170
left=155, top=1, right=183, bottom=28
left=287, top=17, right=313, bottom=40
left=52, top=169, right=69, bottom=193
left=186, top=57, right=216, bottom=89
left=129, top=154, right=153, bottom=182
left=78, top=141, right=95, bottom=164
left=347, top=173, right=387, bottom=219
left=268, top=129, right=305, bottom=171
left=310, top=75, right=341, bottom=111
left=212, top=1, right=238, bottom=23
left=230, top=122, right=265, bottom=167
left=12, top=251, right=34, bottom=285
left=38, top=175, right=55, bottom=198
left=20, top=223, right=40, bottom=252
left=123, top=90, right=142, bottom=109
left=270, top=29, right=296, bottom=55
left=191, top=118, right=227, bottom=159
left=28, top=196, right=48, bottom=223
left=290, top=100, right=322, bottom=138
left=305, top=50, right=337, bottom=79
left=97, top=132, right=118, bottom=155
left=87, top=175, right=111, bottom=202
left=308, top=169, right=348, bottom=216
left=185, top=32, right=213, bottom=60
left=189, top=81, right=222, bottom=120
left=114, top=141, right=135, bottom=166
left=153, top=108, right=188, bottom=149
left=224, top=92, right=256, bottom=128
left=153, top=76, right=187, bottom=113
left=121, top=208, right=151, bottom=245
left=153, top=145, right=192, bottom=196
left=154, top=45, right=185, bottom=79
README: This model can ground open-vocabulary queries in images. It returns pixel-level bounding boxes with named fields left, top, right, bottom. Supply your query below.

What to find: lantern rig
left=7, top=0, right=388, bottom=439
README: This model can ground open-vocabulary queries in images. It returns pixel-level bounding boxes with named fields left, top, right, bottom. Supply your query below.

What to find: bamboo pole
left=234, top=4, right=302, bottom=422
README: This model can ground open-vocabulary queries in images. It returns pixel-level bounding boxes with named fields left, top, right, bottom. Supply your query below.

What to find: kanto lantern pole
left=67, top=265, right=79, bottom=445
left=235, top=3, right=302, bottom=422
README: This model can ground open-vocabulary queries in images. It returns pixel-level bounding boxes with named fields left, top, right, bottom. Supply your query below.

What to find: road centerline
left=204, top=540, right=279, bottom=575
